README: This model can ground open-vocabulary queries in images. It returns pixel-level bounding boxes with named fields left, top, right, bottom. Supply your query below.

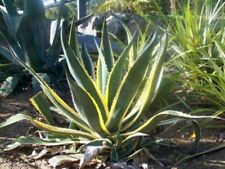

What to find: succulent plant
left=0, top=19, right=214, bottom=167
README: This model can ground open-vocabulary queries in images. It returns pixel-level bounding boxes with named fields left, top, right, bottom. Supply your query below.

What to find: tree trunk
left=170, top=0, right=176, bottom=13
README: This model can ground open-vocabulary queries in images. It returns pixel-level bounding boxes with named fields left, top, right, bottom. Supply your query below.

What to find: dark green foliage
left=0, top=0, right=63, bottom=96
left=97, top=0, right=162, bottom=16
left=46, top=2, right=77, bottom=20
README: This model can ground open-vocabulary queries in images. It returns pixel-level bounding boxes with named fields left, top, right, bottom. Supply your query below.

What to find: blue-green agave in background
left=0, top=0, right=63, bottom=97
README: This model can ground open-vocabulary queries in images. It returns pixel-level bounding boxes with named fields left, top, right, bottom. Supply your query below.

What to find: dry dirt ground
left=1, top=91, right=225, bottom=169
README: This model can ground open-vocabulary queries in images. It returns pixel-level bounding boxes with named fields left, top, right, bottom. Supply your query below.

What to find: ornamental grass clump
left=0, top=20, right=213, bottom=167
left=167, top=0, right=225, bottom=118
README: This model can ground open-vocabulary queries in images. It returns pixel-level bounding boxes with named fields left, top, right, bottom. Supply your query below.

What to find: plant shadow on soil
left=0, top=90, right=225, bottom=169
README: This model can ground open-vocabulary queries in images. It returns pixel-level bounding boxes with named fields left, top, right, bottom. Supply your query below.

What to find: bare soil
left=1, top=91, right=225, bottom=169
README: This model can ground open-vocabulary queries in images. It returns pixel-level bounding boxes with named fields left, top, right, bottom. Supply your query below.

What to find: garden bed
left=1, top=91, right=225, bottom=169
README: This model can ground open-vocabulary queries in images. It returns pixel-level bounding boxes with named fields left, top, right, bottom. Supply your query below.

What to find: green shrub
left=96, top=0, right=162, bottom=16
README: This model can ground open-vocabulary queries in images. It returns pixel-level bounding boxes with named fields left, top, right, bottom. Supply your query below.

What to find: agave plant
left=0, top=19, right=214, bottom=167
left=0, top=0, right=65, bottom=97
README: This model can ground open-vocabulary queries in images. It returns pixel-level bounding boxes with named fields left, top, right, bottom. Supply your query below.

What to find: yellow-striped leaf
left=123, top=34, right=167, bottom=130
left=30, top=91, right=55, bottom=125
left=9, top=50, right=93, bottom=134
left=101, top=19, right=114, bottom=71
left=106, top=33, right=157, bottom=132
left=67, top=73, right=110, bottom=136
left=61, top=28, right=108, bottom=121
left=95, top=40, right=108, bottom=95
left=105, top=32, right=137, bottom=108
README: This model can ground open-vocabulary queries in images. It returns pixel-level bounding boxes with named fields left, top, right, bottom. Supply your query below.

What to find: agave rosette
left=0, top=20, right=214, bottom=162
